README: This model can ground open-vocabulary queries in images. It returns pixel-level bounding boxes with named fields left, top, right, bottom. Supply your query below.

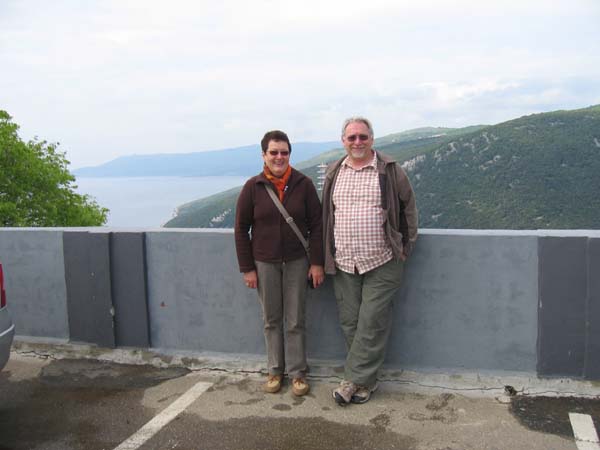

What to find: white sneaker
left=332, top=380, right=358, bottom=406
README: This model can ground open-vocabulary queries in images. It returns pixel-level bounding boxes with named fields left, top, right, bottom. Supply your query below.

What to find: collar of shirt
left=341, top=151, right=378, bottom=171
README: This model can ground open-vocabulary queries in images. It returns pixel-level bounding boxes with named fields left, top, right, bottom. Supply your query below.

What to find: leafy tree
left=0, top=110, right=108, bottom=226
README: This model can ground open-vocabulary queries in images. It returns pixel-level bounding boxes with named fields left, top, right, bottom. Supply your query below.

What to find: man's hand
left=308, top=265, right=325, bottom=289
left=243, top=270, right=258, bottom=289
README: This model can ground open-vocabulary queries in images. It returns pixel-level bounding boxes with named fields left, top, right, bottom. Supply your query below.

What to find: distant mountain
left=74, top=141, right=338, bottom=177
left=165, top=104, right=600, bottom=230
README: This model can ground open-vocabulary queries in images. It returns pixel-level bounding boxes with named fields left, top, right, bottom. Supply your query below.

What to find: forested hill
left=163, top=125, right=487, bottom=228
left=164, top=104, right=600, bottom=230
left=411, top=105, right=600, bottom=229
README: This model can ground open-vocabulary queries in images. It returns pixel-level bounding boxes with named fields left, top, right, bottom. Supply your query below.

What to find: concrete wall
left=393, top=234, right=538, bottom=372
left=1, top=228, right=599, bottom=379
left=537, top=236, right=600, bottom=379
left=145, top=231, right=265, bottom=354
left=0, top=229, right=69, bottom=339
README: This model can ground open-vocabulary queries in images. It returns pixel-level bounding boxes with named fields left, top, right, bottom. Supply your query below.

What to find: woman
left=234, top=130, right=324, bottom=396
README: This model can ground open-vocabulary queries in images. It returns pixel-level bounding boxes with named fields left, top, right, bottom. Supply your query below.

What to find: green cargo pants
left=333, top=258, right=405, bottom=388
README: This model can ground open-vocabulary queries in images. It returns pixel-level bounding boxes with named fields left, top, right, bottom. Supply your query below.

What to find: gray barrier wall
left=1, top=228, right=599, bottom=379
left=393, top=234, right=538, bottom=372
left=0, top=229, right=69, bottom=339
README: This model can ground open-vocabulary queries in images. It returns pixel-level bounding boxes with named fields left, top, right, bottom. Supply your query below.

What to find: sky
left=1, top=0, right=599, bottom=169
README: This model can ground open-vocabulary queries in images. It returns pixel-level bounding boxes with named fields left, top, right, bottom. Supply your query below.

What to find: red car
left=0, top=262, right=15, bottom=370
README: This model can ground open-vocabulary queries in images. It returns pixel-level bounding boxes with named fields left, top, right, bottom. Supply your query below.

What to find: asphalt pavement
left=1, top=349, right=599, bottom=450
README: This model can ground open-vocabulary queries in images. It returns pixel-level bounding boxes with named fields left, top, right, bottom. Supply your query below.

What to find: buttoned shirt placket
left=332, top=153, right=393, bottom=275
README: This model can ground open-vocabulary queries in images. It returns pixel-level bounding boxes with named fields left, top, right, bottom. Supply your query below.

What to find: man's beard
left=351, top=148, right=368, bottom=160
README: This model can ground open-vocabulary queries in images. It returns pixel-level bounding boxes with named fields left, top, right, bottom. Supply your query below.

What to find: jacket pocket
left=386, top=222, right=404, bottom=256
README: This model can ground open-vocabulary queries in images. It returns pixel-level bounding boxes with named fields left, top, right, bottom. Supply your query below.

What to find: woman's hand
left=243, top=270, right=258, bottom=289
left=308, top=265, right=325, bottom=289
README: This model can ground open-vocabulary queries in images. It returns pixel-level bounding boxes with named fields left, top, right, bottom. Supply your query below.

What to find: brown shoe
left=292, top=377, right=310, bottom=396
left=264, top=374, right=283, bottom=393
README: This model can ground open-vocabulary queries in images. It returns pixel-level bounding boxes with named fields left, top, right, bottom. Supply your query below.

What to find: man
left=322, top=117, right=418, bottom=405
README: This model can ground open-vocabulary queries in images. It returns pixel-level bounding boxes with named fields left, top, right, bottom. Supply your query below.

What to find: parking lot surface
left=1, top=352, right=599, bottom=450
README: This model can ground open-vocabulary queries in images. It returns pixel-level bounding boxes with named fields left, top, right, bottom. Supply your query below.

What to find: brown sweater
left=234, top=168, right=324, bottom=273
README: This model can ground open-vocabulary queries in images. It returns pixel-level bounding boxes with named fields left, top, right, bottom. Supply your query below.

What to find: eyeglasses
left=267, top=150, right=290, bottom=156
left=345, top=134, right=370, bottom=142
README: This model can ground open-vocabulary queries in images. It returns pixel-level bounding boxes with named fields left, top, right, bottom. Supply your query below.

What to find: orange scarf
left=263, top=164, right=292, bottom=201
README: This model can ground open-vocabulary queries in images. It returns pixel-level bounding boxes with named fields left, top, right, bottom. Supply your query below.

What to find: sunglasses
left=267, top=150, right=290, bottom=156
left=345, top=134, right=370, bottom=142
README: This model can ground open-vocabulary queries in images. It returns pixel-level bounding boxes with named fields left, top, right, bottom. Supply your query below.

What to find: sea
left=74, top=176, right=248, bottom=227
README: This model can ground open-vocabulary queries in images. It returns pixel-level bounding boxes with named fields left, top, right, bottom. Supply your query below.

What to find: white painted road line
left=113, top=380, right=213, bottom=450
left=569, top=413, right=600, bottom=450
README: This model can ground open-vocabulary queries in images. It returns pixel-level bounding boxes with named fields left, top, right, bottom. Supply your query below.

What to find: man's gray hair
left=341, top=117, right=374, bottom=137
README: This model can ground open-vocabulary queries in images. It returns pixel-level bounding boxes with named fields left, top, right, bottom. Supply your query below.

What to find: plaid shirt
left=332, top=152, right=393, bottom=274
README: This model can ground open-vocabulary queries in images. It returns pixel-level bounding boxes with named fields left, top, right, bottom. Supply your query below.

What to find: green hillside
left=413, top=105, right=600, bottom=229
left=167, top=185, right=243, bottom=228
left=164, top=105, right=600, bottom=229
left=164, top=125, right=486, bottom=228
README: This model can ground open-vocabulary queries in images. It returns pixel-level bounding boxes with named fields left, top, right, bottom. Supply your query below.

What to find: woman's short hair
left=261, top=130, right=292, bottom=153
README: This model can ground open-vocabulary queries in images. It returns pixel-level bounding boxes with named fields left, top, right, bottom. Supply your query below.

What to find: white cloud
left=420, top=80, right=522, bottom=104
left=0, top=0, right=599, bottom=167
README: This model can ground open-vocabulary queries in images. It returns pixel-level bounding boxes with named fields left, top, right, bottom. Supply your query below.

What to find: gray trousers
left=255, top=257, right=309, bottom=379
left=333, top=258, right=404, bottom=388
